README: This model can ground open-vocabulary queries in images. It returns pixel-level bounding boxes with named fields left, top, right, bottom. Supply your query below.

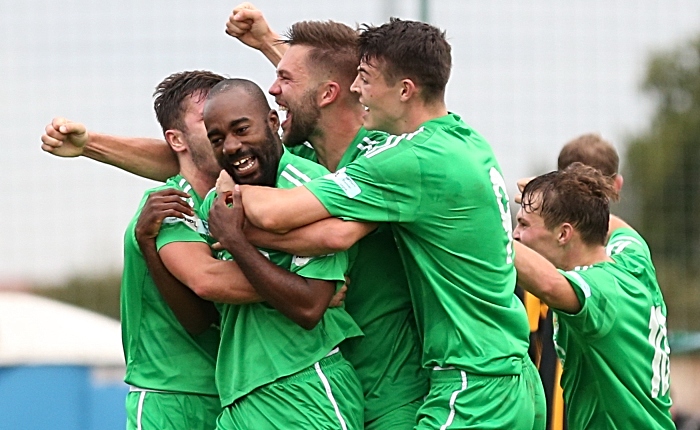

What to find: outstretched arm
left=41, top=117, right=178, bottom=181
left=209, top=187, right=337, bottom=330
left=513, top=241, right=581, bottom=314
left=240, top=184, right=331, bottom=233
left=225, top=2, right=288, bottom=66
left=245, top=219, right=377, bottom=256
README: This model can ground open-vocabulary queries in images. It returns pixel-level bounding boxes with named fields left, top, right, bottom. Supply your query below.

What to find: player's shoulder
left=606, top=227, right=651, bottom=259
left=277, top=149, right=329, bottom=188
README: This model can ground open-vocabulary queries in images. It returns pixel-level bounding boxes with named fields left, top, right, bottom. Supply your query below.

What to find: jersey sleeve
left=556, top=268, right=618, bottom=339
left=289, top=251, right=348, bottom=289
left=606, top=227, right=653, bottom=274
left=304, top=142, right=421, bottom=223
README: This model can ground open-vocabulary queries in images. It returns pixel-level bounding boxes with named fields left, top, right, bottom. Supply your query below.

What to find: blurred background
left=2, top=0, right=700, bottom=428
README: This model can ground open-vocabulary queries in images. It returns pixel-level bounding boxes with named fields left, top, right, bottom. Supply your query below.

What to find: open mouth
left=278, top=104, right=291, bottom=130
left=231, top=155, right=258, bottom=176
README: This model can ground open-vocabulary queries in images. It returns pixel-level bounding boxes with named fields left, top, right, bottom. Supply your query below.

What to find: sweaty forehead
left=279, top=45, right=313, bottom=76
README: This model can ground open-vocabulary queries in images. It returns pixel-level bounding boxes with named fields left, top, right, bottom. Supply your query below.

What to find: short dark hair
left=358, top=18, right=451, bottom=103
left=558, top=133, right=619, bottom=177
left=207, top=78, right=271, bottom=117
left=282, top=21, right=360, bottom=90
left=153, top=70, right=225, bottom=134
left=522, top=163, right=619, bottom=246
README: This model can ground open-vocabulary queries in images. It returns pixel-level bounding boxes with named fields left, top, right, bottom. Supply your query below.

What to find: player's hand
left=209, top=185, right=246, bottom=249
left=216, top=170, right=236, bottom=195
left=329, top=277, right=349, bottom=307
left=514, top=176, right=535, bottom=204
left=225, top=2, right=275, bottom=50
left=41, top=117, right=89, bottom=158
left=135, top=189, right=193, bottom=243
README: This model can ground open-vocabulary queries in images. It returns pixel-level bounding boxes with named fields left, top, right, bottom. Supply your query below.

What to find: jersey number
left=489, top=168, right=514, bottom=264
left=648, top=305, right=670, bottom=398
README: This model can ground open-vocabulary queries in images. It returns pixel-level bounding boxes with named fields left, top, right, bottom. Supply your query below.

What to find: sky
left=2, top=0, right=700, bottom=283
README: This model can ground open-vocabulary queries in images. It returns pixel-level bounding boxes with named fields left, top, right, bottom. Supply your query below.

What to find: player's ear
left=399, top=78, right=417, bottom=102
left=165, top=129, right=186, bottom=153
left=558, top=223, right=574, bottom=245
left=614, top=174, right=624, bottom=193
left=268, top=109, right=280, bottom=134
left=318, top=81, right=341, bottom=108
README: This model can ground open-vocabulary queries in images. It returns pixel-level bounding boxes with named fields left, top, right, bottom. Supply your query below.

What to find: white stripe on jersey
left=364, top=126, right=425, bottom=159
left=286, top=164, right=312, bottom=182
left=440, top=370, right=468, bottom=430
left=606, top=235, right=643, bottom=256
left=281, top=171, right=303, bottom=187
left=314, top=361, right=349, bottom=430
left=566, top=271, right=592, bottom=298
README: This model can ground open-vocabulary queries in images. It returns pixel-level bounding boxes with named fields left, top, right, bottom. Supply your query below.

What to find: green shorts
left=217, top=351, right=364, bottom=430
left=415, top=356, right=546, bottom=430
left=125, top=390, right=220, bottom=430
left=365, top=398, right=422, bottom=430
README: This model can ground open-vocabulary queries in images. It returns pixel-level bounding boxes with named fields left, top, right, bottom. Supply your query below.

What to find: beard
left=223, top=125, right=282, bottom=188
left=186, top=132, right=221, bottom=179
left=282, top=87, right=321, bottom=147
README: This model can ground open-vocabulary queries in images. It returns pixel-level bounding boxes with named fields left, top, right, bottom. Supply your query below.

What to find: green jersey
left=305, top=114, right=530, bottom=376
left=293, top=129, right=428, bottom=421
left=198, top=148, right=363, bottom=407
left=121, top=175, right=218, bottom=395
left=554, top=228, right=674, bottom=428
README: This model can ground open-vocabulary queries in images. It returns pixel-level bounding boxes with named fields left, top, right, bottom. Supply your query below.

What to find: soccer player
left=226, top=8, right=428, bottom=429
left=200, top=78, right=364, bottom=429
left=42, top=71, right=232, bottom=430
left=230, top=19, right=546, bottom=430
left=513, top=162, right=674, bottom=428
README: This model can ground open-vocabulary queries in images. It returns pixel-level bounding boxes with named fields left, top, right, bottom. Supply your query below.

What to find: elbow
left=294, top=306, right=326, bottom=330
left=322, top=231, right=355, bottom=253
left=188, top=279, right=217, bottom=301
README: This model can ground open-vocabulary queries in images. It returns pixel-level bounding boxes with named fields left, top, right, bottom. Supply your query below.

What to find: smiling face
left=513, top=196, right=565, bottom=268
left=204, top=88, right=282, bottom=187
left=268, top=45, right=322, bottom=146
left=350, top=58, right=403, bottom=135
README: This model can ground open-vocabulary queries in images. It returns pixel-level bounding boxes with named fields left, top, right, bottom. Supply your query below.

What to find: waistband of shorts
left=428, top=355, right=533, bottom=383
left=270, top=347, right=345, bottom=386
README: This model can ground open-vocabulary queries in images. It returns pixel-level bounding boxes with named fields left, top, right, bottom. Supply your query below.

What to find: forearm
left=241, top=185, right=332, bottom=233
left=138, top=238, right=218, bottom=334
left=223, top=236, right=332, bottom=329
left=259, top=34, right=287, bottom=66
left=84, top=133, right=178, bottom=181
left=245, top=219, right=377, bottom=256
left=514, top=241, right=581, bottom=314
left=187, top=259, right=263, bottom=305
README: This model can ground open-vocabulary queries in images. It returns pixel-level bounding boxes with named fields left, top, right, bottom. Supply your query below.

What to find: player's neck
left=311, top=103, right=364, bottom=172
left=561, top=244, right=612, bottom=271
left=178, top=158, right=216, bottom=200
left=392, top=99, right=448, bottom=135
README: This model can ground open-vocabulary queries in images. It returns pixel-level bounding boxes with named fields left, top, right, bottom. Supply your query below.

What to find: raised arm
left=245, top=219, right=378, bottom=256
left=41, top=117, right=178, bottom=181
left=513, top=241, right=582, bottom=314
left=225, top=2, right=288, bottom=66
left=209, top=187, right=337, bottom=330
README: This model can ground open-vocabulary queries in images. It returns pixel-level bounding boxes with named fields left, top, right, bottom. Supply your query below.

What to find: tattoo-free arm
left=514, top=241, right=582, bottom=314
left=240, top=185, right=331, bottom=233
left=84, top=133, right=178, bottom=182
left=245, top=219, right=378, bottom=256
left=209, top=187, right=336, bottom=329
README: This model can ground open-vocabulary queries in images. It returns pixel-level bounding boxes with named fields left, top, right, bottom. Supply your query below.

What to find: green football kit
left=554, top=227, right=674, bottom=428
left=122, top=174, right=220, bottom=430
left=198, top=148, right=365, bottom=430
left=304, top=114, right=545, bottom=429
left=292, top=128, right=429, bottom=428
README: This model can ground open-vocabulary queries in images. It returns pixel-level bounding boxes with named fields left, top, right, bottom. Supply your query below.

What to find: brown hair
left=557, top=133, right=619, bottom=177
left=283, top=21, right=360, bottom=89
left=522, top=163, right=619, bottom=246
left=153, top=70, right=225, bottom=134
left=358, top=18, right=451, bottom=103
